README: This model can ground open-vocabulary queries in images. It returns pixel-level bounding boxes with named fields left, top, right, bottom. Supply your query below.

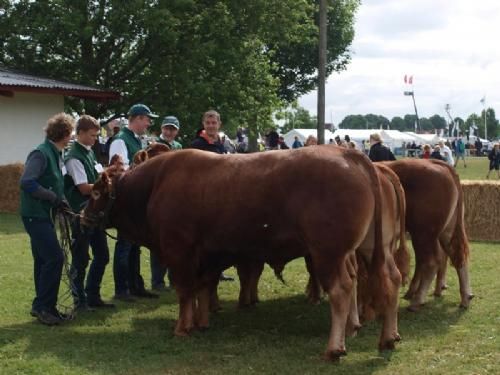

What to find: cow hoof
left=406, top=304, right=421, bottom=313
left=441, top=284, right=449, bottom=290
left=394, top=333, right=401, bottom=342
left=468, top=294, right=475, bottom=300
left=323, top=349, right=347, bottom=362
left=346, top=323, right=362, bottom=337
left=379, top=339, right=396, bottom=351
left=403, top=291, right=413, bottom=300
left=433, top=291, right=443, bottom=298
left=174, top=328, right=191, bottom=337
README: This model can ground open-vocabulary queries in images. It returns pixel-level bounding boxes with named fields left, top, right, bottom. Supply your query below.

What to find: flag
left=451, top=120, right=457, bottom=137
left=480, top=96, right=485, bottom=105
left=414, top=120, right=417, bottom=131
left=408, top=75, right=413, bottom=84
left=404, top=75, right=407, bottom=84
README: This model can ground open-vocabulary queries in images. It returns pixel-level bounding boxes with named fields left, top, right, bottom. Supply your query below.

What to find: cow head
left=132, top=143, right=170, bottom=166
left=80, top=170, right=117, bottom=229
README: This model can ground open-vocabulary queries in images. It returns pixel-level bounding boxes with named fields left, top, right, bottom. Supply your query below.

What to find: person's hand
left=53, top=197, right=71, bottom=212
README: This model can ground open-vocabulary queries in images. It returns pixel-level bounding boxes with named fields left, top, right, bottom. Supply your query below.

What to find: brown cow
left=82, top=145, right=400, bottom=359
left=383, top=159, right=473, bottom=310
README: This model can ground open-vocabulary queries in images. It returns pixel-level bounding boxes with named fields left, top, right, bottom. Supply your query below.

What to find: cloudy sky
left=298, top=0, right=500, bottom=126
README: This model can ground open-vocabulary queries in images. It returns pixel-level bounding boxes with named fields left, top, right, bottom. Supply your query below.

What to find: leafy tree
left=403, top=114, right=417, bottom=131
left=0, top=0, right=360, bottom=143
left=278, top=105, right=316, bottom=133
left=390, top=116, right=406, bottom=131
left=419, top=118, right=433, bottom=132
left=364, top=114, right=389, bottom=129
left=429, top=114, right=447, bottom=130
left=338, top=114, right=366, bottom=129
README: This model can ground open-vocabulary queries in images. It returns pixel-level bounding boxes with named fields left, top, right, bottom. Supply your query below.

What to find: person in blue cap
left=156, top=115, right=182, bottom=150
left=150, top=115, right=182, bottom=291
left=109, top=103, right=160, bottom=301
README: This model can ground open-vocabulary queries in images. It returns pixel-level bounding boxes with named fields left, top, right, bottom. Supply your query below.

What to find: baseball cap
left=127, top=104, right=159, bottom=118
left=161, top=115, right=180, bottom=129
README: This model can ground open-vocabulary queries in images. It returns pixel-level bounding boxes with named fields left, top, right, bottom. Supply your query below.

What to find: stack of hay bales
left=462, top=180, right=500, bottom=241
left=0, top=163, right=23, bottom=213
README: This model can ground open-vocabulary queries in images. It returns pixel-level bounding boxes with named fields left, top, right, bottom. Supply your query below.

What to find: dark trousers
left=113, top=234, right=144, bottom=295
left=22, top=217, right=64, bottom=312
left=70, top=220, right=109, bottom=305
left=150, top=252, right=168, bottom=288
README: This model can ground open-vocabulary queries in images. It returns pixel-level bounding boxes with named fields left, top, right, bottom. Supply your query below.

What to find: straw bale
left=0, top=163, right=24, bottom=213
left=462, top=180, right=500, bottom=241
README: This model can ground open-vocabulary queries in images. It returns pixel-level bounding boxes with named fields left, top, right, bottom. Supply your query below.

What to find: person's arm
left=109, top=138, right=130, bottom=167
left=20, top=150, right=59, bottom=204
left=65, top=158, right=93, bottom=196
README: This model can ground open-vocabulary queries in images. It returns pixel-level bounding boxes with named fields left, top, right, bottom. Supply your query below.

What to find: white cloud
left=299, top=0, right=500, bottom=128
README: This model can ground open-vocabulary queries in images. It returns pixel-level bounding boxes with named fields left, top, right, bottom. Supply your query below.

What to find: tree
left=0, top=0, right=361, bottom=143
left=278, top=105, right=316, bottom=133
left=338, top=114, right=366, bottom=129
left=390, top=116, right=406, bottom=131
left=419, top=118, right=433, bottom=132
left=429, top=114, right=447, bottom=130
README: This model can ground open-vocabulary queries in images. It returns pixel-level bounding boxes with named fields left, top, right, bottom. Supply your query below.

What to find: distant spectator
left=486, top=143, right=500, bottom=179
left=421, top=144, right=431, bottom=159
left=438, top=140, right=454, bottom=166
left=368, top=133, right=396, bottom=162
left=278, top=136, right=289, bottom=150
left=430, top=145, right=445, bottom=161
left=454, top=138, right=466, bottom=168
left=475, top=138, right=483, bottom=156
left=305, top=135, right=318, bottom=147
left=292, top=136, right=303, bottom=149
left=266, top=129, right=280, bottom=150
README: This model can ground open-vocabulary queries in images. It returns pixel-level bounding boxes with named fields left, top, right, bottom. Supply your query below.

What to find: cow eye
left=91, top=190, right=101, bottom=200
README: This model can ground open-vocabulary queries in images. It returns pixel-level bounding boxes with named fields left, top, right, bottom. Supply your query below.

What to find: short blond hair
left=45, top=113, right=74, bottom=142
left=370, top=133, right=382, bottom=143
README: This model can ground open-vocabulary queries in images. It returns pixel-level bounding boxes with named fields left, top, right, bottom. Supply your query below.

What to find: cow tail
left=376, top=164, right=410, bottom=285
left=446, top=163, right=470, bottom=269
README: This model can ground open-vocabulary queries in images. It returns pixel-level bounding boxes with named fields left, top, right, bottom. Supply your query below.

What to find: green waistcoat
left=64, top=142, right=99, bottom=212
left=113, top=127, right=143, bottom=163
left=156, top=137, right=183, bottom=150
left=20, top=139, right=65, bottom=219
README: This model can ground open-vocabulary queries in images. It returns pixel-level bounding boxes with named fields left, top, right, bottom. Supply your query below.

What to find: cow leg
left=433, top=250, right=448, bottom=297
left=456, top=265, right=474, bottom=308
left=305, top=256, right=322, bottom=305
left=376, top=258, right=402, bottom=351
left=174, top=289, right=195, bottom=336
left=209, top=278, right=221, bottom=313
left=195, top=286, right=210, bottom=330
left=322, top=257, right=353, bottom=361
left=249, top=261, right=264, bottom=305
left=345, top=254, right=362, bottom=337
left=408, top=239, right=440, bottom=311
left=237, top=261, right=264, bottom=308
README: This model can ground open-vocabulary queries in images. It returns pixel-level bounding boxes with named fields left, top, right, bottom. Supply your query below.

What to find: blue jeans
left=113, top=234, right=144, bottom=295
left=150, top=252, right=168, bottom=288
left=70, top=220, right=109, bottom=305
left=22, top=217, right=64, bottom=312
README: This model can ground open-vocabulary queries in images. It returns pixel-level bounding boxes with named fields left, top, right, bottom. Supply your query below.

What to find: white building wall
left=0, top=92, right=64, bottom=165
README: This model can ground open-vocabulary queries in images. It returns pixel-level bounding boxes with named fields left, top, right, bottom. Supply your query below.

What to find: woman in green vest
left=20, top=113, right=74, bottom=326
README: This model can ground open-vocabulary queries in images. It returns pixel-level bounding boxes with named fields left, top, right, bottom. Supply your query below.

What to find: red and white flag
left=408, top=75, right=413, bottom=84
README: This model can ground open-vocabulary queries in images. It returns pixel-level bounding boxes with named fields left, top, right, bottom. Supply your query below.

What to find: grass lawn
left=453, top=156, right=492, bottom=181
left=0, top=212, right=499, bottom=374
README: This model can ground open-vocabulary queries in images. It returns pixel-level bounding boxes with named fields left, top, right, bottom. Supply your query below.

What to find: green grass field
left=0, top=211, right=499, bottom=374
left=0, top=156, right=498, bottom=374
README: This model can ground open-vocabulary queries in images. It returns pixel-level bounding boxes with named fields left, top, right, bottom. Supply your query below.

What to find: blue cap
left=127, top=104, right=159, bottom=118
left=161, top=115, right=180, bottom=129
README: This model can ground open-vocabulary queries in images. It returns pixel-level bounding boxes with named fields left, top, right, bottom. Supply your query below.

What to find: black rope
left=54, top=209, right=78, bottom=320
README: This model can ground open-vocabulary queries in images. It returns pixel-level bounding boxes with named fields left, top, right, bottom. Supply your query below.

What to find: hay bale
left=0, top=163, right=24, bottom=213
left=462, top=180, right=500, bottom=241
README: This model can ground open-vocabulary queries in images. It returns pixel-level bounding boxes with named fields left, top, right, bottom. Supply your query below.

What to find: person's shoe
left=51, top=308, right=73, bottom=320
left=130, top=289, right=160, bottom=299
left=30, top=308, right=38, bottom=317
left=113, top=293, right=136, bottom=302
left=87, top=298, right=116, bottom=308
left=74, top=303, right=95, bottom=313
left=219, top=273, right=235, bottom=282
left=152, top=284, right=170, bottom=292
left=34, top=310, right=62, bottom=326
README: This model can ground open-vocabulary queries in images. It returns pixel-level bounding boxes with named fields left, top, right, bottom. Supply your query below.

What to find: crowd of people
left=19, top=106, right=500, bottom=325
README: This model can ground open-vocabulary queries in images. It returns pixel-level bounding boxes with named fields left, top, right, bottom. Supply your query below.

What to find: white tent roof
left=332, top=129, right=378, bottom=142
left=282, top=129, right=335, bottom=147
left=405, top=132, right=442, bottom=145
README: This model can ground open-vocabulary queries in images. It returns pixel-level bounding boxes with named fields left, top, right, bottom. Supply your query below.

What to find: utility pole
left=403, top=75, right=420, bottom=132
left=317, top=0, right=327, bottom=144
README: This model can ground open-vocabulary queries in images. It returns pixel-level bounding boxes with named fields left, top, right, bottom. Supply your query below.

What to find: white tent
left=405, top=132, right=441, bottom=145
left=282, top=129, right=335, bottom=148
left=380, top=130, right=419, bottom=149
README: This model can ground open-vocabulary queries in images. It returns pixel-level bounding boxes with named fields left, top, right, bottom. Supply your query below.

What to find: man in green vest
left=20, top=113, right=74, bottom=325
left=64, top=115, right=115, bottom=311
left=109, top=104, right=159, bottom=301
left=150, top=115, right=182, bottom=291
